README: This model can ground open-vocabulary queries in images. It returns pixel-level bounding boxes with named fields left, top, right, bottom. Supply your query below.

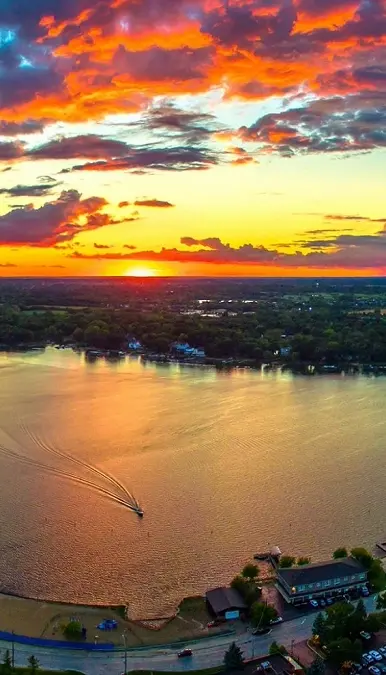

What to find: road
left=1, top=596, right=377, bottom=675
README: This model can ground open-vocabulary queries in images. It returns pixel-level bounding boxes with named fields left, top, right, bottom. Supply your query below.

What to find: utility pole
left=122, top=633, right=128, bottom=675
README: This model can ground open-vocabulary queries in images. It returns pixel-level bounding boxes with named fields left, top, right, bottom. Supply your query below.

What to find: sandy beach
left=0, top=593, right=224, bottom=647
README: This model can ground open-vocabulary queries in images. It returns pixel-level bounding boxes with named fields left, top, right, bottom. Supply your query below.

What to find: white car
left=369, top=667, right=381, bottom=675
left=370, top=652, right=383, bottom=662
left=363, top=654, right=375, bottom=664
left=380, top=647, right=386, bottom=657
left=270, top=617, right=283, bottom=625
left=310, top=600, right=319, bottom=608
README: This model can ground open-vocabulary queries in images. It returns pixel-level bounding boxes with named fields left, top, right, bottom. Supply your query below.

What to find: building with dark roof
left=276, top=557, right=368, bottom=604
left=206, top=587, right=247, bottom=618
left=231, top=653, right=304, bottom=675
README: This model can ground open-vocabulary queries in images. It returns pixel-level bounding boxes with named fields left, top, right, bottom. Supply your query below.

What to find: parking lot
left=262, top=584, right=371, bottom=623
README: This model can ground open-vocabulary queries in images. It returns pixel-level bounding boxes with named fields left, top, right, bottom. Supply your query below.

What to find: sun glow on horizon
left=125, top=265, right=158, bottom=277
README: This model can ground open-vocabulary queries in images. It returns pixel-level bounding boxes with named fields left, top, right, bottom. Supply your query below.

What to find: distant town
left=2, top=277, right=386, bottom=373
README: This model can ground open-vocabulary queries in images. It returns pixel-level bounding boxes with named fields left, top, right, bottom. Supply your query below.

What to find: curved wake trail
left=0, top=441, right=139, bottom=512
left=19, top=421, right=136, bottom=506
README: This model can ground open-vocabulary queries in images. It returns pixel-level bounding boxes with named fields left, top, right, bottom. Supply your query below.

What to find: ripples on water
left=0, top=348, right=385, bottom=618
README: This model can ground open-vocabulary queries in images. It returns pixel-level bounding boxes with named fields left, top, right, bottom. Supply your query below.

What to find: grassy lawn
left=178, top=596, right=209, bottom=623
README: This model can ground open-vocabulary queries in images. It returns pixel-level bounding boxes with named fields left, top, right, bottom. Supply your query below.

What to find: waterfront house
left=171, top=342, right=206, bottom=358
left=276, top=557, right=368, bottom=604
left=206, top=586, right=247, bottom=619
left=127, top=338, right=142, bottom=351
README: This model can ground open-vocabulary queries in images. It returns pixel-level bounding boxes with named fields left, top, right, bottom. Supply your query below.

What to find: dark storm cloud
left=239, top=92, right=386, bottom=155
left=113, top=45, right=214, bottom=82
left=28, top=135, right=131, bottom=160
left=0, top=189, right=112, bottom=246
left=68, top=230, right=386, bottom=270
left=136, top=103, right=222, bottom=145
left=62, top=146, right=218, bottom=173
left=0, top=120, right=45, bottom=136
left=0, top=181, right=59, bottom=197
left=0, top=141, right=24, bottom=160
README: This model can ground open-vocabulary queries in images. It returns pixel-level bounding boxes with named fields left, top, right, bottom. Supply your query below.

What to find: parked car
left=270, top=617, right=283, bottom=625
left=369, top=651, right=382, bottom=662
left=360, top=631, right=372, bottom=641
left=379, top=647, right=386, bottom=657
left=369, top=667, right=381, bottom=675
left=377, top=663, right=386, bottom=673
left=178, top=649, right=193, bottom=658
left=320, top=599, right=326, bottom=608
left=326, top=598, right=333, bottom=605
left=361, top=586, right=370, bottom=597
left=310, top=600, right=319, bottom=608
left=363, top=654, right=375, bottom=664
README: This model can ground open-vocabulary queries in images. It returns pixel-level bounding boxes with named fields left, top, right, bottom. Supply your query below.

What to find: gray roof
left=277, top=557, right=367, bottom=588
left=206, top=587, right=247, bottom=614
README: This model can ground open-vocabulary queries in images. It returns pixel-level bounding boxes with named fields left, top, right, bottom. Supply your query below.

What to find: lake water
left=0, top=348, right=385, bottom=618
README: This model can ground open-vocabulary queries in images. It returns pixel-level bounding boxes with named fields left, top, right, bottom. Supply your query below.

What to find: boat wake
left=0, top=423, right=142, bottom=515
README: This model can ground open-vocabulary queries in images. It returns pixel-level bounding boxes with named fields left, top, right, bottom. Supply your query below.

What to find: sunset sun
left=125, top=266, right=157, bottom=277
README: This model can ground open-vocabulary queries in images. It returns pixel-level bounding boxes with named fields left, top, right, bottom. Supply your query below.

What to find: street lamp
left=122, top=633, right=128, bottom=675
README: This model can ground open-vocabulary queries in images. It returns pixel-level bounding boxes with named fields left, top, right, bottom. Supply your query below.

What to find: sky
left=0, top=0, right=386, bottom=277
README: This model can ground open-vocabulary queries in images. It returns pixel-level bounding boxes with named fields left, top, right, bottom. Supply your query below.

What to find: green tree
left=63, top=620, right=83, bottom=640
left=250, top=602, right=278, bottom=628
left=376, top=592, right=386, bottom=610
left=279, top=556, right=296, bottom=568
left=224, top=642, right=244, bottom=671
left=297, top=557, right=311, bottom=566
left=350, top=548, right=373, bottom=569
left=312, top=612, right=327, bottom=639
left=2, top=650, right=13, bottom=675
left=231, top=575, right=261, bottom=608
left=269, top=641, right=287, bottom=655
left=307, top=657, right=325, bottom=675
left=27, top=656, right=40, bottom=675
left=365, top=613, right=381, bottom=634
left=368, top=558, right=386, bottom=591
left=333, top=548, right=348, bottom=559
left=241, top=564, right=259, bottom=582
left=356, top=599, right=366, bottom=619
left=72, top=327, right=84, bottom=343
left=326, top=638, right=362, bottom=667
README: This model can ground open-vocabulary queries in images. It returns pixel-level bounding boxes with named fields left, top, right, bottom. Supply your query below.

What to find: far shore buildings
left=276, top=557, right=368, bottom=605
left=171, top=341, right=206, bottom=358
left=127, top=338, right=142, bottom=351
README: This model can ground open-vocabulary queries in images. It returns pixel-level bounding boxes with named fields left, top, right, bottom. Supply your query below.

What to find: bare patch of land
left=0, top=593, right=229, bottom=647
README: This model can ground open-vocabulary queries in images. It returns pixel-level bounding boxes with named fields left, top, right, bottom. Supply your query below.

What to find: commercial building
left=276, top=557, right=368, bottom=604
left=206, top=587, right=247, bottom=619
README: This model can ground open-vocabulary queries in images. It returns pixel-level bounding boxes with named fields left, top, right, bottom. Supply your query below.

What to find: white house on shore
left=172, top=342, right=206, bottom=358
left=127, top=338, right=142, bottom=351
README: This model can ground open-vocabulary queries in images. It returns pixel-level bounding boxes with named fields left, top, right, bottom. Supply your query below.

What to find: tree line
left=2, top=298, right=386, bottom=363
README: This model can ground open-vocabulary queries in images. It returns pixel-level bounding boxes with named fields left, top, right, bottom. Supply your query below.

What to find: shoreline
left=0, top=591, right=228, bottom=649
left=2, top=344, right=386, bottom=376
